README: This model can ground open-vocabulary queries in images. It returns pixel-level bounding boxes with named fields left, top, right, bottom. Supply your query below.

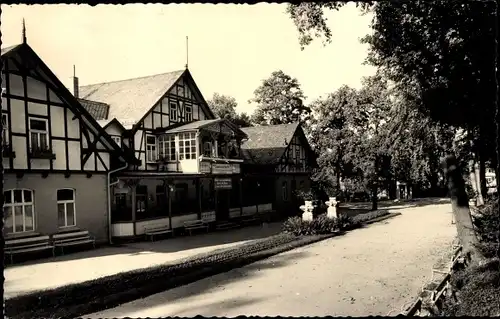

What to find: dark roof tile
left=240, top=122, right=300, bottom=165
left=78, top=98, right=109, bottom=120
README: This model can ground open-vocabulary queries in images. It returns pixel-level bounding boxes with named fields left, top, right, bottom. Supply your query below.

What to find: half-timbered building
left=240, top=122, right=316, bottom=217
left=1, top=40, right=138, bottom=245
left=77, top=68, right=315, bottom=240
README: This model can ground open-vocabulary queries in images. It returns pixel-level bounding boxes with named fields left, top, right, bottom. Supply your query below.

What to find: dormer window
left=29, top=117, right=49, bottom=151
left=169, top=101, right=178, bottom=122
left=185, top=105, right=192, bottom=122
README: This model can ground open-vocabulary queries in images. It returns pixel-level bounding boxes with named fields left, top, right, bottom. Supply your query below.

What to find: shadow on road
left=90, top=250, right=311, bottom=317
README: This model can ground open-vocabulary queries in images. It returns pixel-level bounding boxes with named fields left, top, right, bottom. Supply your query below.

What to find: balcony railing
left=29, top=146, right=56, bottom=160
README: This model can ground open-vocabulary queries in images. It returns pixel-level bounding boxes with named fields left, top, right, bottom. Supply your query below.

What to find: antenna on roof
left=22, top=18, right=27, bottom=44
left=185, top=36, right=189, bottom=69
left=73, top=65, right=76, bottom=77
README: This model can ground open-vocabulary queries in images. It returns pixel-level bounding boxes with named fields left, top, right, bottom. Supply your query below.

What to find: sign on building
left=212, top=163, right=233, bottom=174
left=214, top=177, right=232, bottom=190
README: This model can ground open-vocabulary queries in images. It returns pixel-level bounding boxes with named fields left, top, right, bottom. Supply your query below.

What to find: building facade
left=77, top=68, right=315, bottom=240
left=1, top=42, right=137, bottom=244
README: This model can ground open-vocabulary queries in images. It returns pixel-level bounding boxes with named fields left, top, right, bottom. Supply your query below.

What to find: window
left=178, top=132, right=196, bottom=160
left=282, top=181, right=288, bottom=201
left=2, top=113, right=8, bottom=145
left=136, top=185, right=148, bottom=214
left=203, top=141, right=212, bottom=157
left=29, top=117, right=49, bottom=151
left=57, top=189, right=76, bottom=228
left=111, top=136, right=121, bottom=146
left=3, top=189, right=35, bottom=234
left=158, top=134, right=176, bottom=161
left=170, top=102, right=178, bottom=122
left=156, top=185, right=166, bottom=206
left=185, top=105, right=192, bottom=122
left=145, top=135, right=157, bottom=163
left=172, top=183, right=192, bottom=215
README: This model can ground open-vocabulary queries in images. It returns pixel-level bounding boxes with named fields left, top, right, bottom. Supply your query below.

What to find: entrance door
left=216, top=189, right=230, bottom=221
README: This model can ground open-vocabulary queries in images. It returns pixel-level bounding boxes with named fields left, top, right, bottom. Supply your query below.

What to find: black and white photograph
left=1, top=1, right=498, bottom=318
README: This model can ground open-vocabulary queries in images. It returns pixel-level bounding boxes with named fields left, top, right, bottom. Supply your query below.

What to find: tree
left=287, top=1, right=498, bottom=259
left=207, top=93, right=252, bottom=128
left=232, top=112, right=252, bottom=128
left=306, top=85, right=362, bottom=198
left=207, top=93, right=238, bottom=120
left=249, top=70, right=310, bottom=125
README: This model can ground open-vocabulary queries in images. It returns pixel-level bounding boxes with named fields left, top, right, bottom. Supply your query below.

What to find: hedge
left=6, top=232, right=336, bottom=319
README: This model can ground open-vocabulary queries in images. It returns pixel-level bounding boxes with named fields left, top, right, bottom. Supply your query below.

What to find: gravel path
left=88, top=201, right=457, bottom=317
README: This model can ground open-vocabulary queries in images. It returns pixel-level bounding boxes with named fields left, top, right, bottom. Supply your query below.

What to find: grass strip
left=7, top=233, right=335, bottom=319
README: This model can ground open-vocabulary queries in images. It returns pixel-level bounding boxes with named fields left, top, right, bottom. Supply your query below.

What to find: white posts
left=325, top=197, right=338, bottom=219
left=299, top=200, right=314, bottom=221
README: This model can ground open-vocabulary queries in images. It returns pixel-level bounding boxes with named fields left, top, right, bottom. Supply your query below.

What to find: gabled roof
left=1, top=42, right=140, bottom=166
left=79, top=70, right=184, bottom=124
left=1, top=44, right=19, bottom=55
left=78, top=98, right=110, bottom=120
left=240, top=122, right=301, bottom=165
left=98, top=118, right=127, bottom=132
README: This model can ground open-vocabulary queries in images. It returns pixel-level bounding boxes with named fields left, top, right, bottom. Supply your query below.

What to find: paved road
left=88, top=201, right=457, bottom=317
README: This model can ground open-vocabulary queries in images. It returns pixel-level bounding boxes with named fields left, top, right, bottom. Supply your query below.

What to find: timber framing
left=2, top=42, right=140, bottom=176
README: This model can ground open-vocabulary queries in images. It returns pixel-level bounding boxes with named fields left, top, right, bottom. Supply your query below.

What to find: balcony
left=29, top=146, right=56, bottom=160
left=156, top=118, right=248, bottom=174
left=2, top=143, right=16, bottom=158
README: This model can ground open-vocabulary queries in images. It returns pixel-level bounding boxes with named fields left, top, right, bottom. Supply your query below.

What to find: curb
left=362, top=212, right=402, bottom=225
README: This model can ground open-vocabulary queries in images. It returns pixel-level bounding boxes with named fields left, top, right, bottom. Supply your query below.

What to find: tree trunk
left=371, top=183, right=378, bottom=211
left=496, top=44, right=500, bottom=260
left=442, top=154, right=484, bottom=262
left=478, top=134, right=488, bottom=201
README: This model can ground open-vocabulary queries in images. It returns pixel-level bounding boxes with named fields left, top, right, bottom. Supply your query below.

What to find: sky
left=1, top=3, right=376, bottom=115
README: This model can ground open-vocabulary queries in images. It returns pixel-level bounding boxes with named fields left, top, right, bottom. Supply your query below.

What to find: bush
left=352, top=210, right=389, bottom=224
left=337, top=214, right=356, bottom=230
left=282, top=215, right=339, bottom=236
left=472, top=199, right=499, bottom=243
left=443, top=258, right=500, bottom=316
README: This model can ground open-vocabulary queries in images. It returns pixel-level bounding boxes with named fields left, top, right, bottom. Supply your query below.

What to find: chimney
left=72, top=65, right=79, bottom=98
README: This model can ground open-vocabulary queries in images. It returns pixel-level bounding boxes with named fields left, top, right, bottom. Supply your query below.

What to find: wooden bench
left=144, top=225, right=173, bottom=242
left=5, top=235, right=55, bottom=264
left=183, top=220, right=209, bottom=236
left=240, top=214, right=261, bottom=225
left=51, top=230, right=95, bottom=255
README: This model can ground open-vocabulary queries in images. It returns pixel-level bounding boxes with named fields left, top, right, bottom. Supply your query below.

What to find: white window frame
left=145, top=134, right=158, bottom=163
left=185, top=104, right=192, bottom=122
left=28, top=117, right=49, bottom=151
left=111, top=135, right=121, bottom=146
left=3, top=189, right=35, bottom=234
left=170, top=101, right=178, bottom=122
left=158, top=134, right=176, bottom=161
left=178, top=132, right=197, bottom=160
left=57, top=188, right=76, bottom=228
left=2, top=113, right=8, bottom=146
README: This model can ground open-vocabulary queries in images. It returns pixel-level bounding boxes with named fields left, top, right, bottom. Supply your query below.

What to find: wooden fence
left=400, top=245, right=464, bottom=316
